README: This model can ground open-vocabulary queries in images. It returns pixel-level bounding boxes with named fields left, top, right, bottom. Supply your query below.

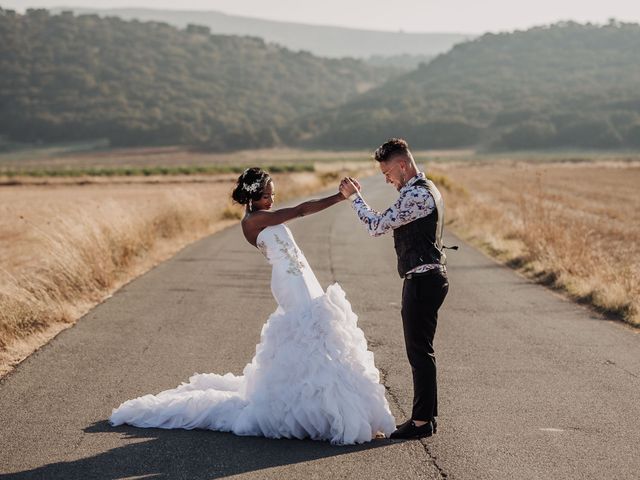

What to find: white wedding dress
left=110, top=223, right=395, bottom=445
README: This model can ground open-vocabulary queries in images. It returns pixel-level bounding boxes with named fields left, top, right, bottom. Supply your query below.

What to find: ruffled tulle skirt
left=109, top=283, right=395, bottom=445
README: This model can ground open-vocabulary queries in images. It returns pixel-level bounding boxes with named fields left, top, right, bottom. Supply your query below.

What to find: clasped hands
left=339, top=177, right=361, bottom=199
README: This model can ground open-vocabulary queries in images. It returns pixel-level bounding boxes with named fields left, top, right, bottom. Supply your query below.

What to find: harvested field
left=431, top=160, right=640, bottom=326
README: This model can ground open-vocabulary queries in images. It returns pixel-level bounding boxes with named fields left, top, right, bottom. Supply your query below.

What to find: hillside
left=50, top=7, right=472, bottom=59
left=295, top=21, right=640, bottom=150
left=0, top=8, right=392, bottom=150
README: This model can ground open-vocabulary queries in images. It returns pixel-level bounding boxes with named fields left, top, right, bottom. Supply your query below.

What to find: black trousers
left=401, top=269, right=449, bottom=421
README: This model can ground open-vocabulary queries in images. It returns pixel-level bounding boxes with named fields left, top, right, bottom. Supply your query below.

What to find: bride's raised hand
left=339, top=179, right=351, bottom=198
left=248, top=186, right=347, bottom=231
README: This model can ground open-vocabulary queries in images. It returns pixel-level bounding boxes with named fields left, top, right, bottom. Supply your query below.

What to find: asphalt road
left=1, top=175, right=639, bottom=480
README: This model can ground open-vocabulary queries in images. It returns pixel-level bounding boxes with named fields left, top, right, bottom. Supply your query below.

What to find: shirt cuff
left=348, top=191, right=361, bottom=202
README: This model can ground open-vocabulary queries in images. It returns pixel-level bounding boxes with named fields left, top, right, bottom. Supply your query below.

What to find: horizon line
left=8, top=4, right=631, bottom=36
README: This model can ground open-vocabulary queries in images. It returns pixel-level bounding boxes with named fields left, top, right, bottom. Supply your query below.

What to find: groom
left=339, top=138, right=450, bottom=440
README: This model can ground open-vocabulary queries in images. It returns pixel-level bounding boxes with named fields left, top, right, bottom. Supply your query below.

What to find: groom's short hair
left=374, top=138, right=412, bottom=163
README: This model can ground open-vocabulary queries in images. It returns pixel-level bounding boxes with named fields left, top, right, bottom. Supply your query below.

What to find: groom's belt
left=404, top=265, right=446, bottom=279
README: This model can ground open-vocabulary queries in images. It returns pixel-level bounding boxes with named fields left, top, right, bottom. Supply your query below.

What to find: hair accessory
left=243, top=178, right=262, bottom=193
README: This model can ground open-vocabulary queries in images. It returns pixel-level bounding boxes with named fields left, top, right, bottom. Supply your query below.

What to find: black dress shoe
left=396, top=417, right=437, bottom=433
left=390, top=419, right=435, bottom=439
left=395, top=418, right=412, bottom=430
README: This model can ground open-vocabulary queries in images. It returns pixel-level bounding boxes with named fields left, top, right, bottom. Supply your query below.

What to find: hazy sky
left=4, top=0, right=640, bottom=33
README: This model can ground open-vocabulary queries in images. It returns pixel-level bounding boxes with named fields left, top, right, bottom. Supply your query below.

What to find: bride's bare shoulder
left=241, top=215, right=263, bottom=247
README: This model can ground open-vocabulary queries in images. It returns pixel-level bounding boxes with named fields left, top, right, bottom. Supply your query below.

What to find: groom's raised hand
left=339, top=177, right=360, bottom=198
left=347, top=177, right=361, bottom=191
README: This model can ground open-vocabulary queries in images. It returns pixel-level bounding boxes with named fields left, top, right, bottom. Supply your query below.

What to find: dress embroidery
left=274, top=233, right=305, bottom=276
left=257, top=240, right=267, bottom=256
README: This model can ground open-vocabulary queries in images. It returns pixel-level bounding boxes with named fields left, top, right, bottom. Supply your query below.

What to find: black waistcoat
left=392, top=178, right=445, bottom=278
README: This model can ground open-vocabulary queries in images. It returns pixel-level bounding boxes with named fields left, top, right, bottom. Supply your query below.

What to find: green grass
left=0, top=163, right=315, bottom=178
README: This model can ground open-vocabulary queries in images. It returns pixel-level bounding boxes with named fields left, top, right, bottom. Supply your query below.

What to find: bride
left=109, top=167, right=395, bottom=444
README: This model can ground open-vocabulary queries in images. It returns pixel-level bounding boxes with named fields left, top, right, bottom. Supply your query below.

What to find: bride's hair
left=232, top=167, right=271, bottom=205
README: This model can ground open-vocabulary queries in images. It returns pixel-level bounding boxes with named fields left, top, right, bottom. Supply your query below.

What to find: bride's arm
left=250, top=192, right=346, bottom=228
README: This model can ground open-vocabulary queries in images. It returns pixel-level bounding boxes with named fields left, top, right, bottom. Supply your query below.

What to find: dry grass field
left=0, top=165, right=370, bottom=377
left=430, top=159, right=640, bottom=327
left=0, top=145, right=373, bottom=171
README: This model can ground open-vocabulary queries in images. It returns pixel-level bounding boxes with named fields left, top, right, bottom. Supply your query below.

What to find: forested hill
left=295, top=21, right=640, bottom=150
left=0, top=8, right=392, bottom=150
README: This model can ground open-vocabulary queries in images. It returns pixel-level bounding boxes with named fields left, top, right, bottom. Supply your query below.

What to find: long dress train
left=109, top=223, right=395, bottom=445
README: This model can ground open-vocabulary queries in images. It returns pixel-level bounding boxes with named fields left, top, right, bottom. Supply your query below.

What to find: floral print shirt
left=351, top=172, right=444, bottom=274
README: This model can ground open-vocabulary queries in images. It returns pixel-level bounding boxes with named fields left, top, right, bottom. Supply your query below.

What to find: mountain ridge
left=48, top=6, right=474, bottom=58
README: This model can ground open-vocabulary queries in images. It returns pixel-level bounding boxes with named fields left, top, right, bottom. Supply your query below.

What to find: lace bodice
left=256, top=224, right=308, bottom=275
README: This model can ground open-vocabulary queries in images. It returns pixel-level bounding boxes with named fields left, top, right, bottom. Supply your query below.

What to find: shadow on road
left=1, top=421, right=392, bottom=479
